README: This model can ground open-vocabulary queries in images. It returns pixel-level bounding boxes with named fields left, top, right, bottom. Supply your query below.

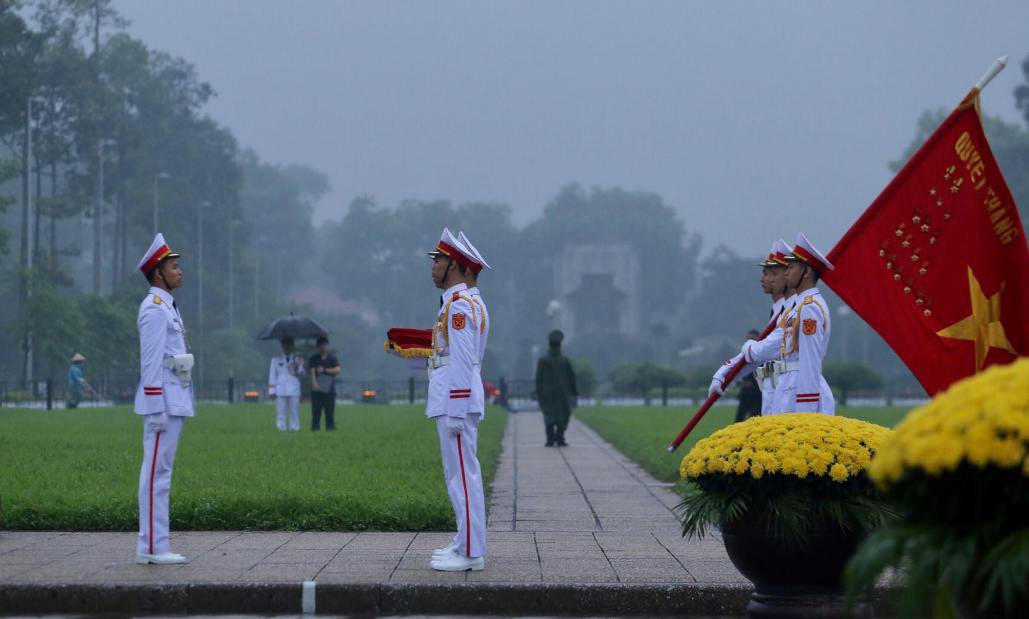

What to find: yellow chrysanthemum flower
left=870, top=358, right=1029, bottom=486
left=679, top=413, right=891, bottom=482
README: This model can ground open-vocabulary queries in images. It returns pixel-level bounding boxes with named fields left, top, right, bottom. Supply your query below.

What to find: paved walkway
left=0, top=412, right=747, bottom=615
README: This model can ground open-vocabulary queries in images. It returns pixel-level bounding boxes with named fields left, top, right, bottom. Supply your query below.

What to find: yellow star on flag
left=937, top=267, right=1016, bottom=371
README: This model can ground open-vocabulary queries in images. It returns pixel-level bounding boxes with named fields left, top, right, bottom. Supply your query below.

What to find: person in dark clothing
left=535, top=330, right=578, bottom=447
left=735, top=329, right=763, bottom=422
left=309, top=335, right=341, bottom=430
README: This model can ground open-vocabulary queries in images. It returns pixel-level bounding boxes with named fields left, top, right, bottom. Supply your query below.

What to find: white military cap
left=428, top=228, right=483, bottom=273
left=457, top=231, right=492, bottom=272
left=759, top=239, right=790, bottom=267
left=136, top=233, right=181, bottom=277
left=788, top=232, right=834, bottom=272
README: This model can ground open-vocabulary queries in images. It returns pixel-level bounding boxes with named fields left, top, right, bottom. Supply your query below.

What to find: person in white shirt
left=741, top=233, right=835, bottom=415
left=709, top=239, right=791, bottom=416
left=425, top=228, right=491, bottom=572
left=268, top=337, right=305, bottom=431
left=133, top=233, right=194, bottom=565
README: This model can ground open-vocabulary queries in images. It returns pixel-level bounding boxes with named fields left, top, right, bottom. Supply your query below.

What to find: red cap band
left=437, top=241, right=482, bottom=273
left=791, top=245, right=827, bottom=272
left=140, top=245, right=171, bottom=274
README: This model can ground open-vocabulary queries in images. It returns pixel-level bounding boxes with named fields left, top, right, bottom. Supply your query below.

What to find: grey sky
left=114, top=0, right=1029, bottom=254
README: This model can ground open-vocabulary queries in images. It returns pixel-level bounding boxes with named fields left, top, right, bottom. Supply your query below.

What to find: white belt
left=754, top=364, right=771, bottom=381
left=429, top=357, right=483, bottom=370
left=772, top=360, right=800, bottom=376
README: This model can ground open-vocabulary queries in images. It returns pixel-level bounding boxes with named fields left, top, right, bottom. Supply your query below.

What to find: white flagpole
left=974, top=56, right=1008, bottom=92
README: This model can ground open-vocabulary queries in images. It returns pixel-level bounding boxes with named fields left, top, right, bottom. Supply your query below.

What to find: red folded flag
left=385, top=328, right=433, bottom=358
left=823, top=93, right=1028, bottom=396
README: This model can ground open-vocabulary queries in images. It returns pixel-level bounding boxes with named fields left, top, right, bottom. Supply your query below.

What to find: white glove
left=708, top=379, right=724, bottom=397
left=446, top=416, right=464, bottom=436
left=147, top=412, right=169, bottom=433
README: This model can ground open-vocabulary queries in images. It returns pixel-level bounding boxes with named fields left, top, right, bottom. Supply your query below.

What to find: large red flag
left=823, top=93, right=1029, bottom=396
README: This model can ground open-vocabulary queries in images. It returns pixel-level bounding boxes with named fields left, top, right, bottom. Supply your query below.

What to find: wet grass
left=0, top=403, right=506, bottom=531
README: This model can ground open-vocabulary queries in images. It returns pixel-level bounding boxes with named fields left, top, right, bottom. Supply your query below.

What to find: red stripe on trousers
left=149, top=430, right=162, bottom=555
left=456, top=433, right=471, bottom=558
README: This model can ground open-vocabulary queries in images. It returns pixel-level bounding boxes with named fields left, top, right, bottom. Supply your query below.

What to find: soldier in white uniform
left=268, top=337, right=305, bottom=431
left=708, top=239, right=790, bottom=415
left=741, top=233, right=835, bottom=415
left=426, top=228, right=491, bottom=572
left=134, top=233, right=194, bottom=564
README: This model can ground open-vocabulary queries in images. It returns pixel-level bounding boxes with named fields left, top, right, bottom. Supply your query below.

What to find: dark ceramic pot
left=720, top=511, right=871, bottom=618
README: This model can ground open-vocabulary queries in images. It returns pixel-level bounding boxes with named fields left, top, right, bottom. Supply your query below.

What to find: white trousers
left=436, top=415, right=487, bottom=559
left=276, top=395, right=300, bottom=431
left=759, top=375, right=775, bottom=415
left=137, top=415, right=184, bottom=556
left=767, top=375, right=836, bottom=415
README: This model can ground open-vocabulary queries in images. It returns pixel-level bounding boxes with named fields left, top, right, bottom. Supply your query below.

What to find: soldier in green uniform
left=535, top=330, right=578, bottom=447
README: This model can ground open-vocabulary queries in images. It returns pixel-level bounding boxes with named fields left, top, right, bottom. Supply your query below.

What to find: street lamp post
left=198, top=200, right=208, bottom=334
left=95, top=138, right=116, bottom=295
left=228, top=219, right=238, bottom=332
left=152, top=172, right=170, bottom=235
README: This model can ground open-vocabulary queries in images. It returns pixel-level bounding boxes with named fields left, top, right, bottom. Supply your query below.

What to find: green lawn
left=0, top=404, right=506, bottom=531
left=576, top=405, right=911, bottom=484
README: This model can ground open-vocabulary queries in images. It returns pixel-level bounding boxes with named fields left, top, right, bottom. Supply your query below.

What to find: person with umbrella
left=257, top=312, right=329, bottom=432
left=268, top=337, right=305, bottom=432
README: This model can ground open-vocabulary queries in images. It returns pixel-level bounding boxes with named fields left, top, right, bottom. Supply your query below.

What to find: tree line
left=2, top=1, right=1027, bottom=394
left=0, top=0, right=324, bottom=384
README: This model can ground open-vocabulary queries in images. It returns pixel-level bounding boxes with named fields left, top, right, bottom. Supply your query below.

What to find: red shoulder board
left=453, top=292, right=461, bottom=302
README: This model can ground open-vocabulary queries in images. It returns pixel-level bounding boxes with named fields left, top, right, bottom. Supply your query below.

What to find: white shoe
left=431, top=540, right=458, bottom=559
left=431, top=554, right=484, bottom=572
left=136, top=552, right=187, bottom=565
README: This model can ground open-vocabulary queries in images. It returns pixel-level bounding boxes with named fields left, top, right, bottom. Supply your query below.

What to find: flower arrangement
left=847, top=358, right=1029, bottom=617
left=678, top=413, right=893, bottom=540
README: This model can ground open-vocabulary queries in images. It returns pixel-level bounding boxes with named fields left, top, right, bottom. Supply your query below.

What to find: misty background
left=2, top=0, right=1028, bottom=401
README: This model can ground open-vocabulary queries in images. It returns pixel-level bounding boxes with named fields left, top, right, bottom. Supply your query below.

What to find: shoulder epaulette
left=153, top=295, right=163, bottom=305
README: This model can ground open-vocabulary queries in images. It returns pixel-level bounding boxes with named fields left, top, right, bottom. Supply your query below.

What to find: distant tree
left=609, top=362, right=685, bottom=396
left=1014, top=52, right=1029, bottom=127
left=570, top=358, right=595, bottom=397
left=823, top=361, right=882, bottom=406
left=685, top=246, right=769, bottom=342
left=892, top=110, right=1029, bottom=223
left=682, top=364, right=718, bottom=389
left=518, top=184, right=700, bottom=323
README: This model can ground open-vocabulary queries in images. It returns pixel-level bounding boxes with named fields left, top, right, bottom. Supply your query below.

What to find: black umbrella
left=257, top=312, right=329, bottom=340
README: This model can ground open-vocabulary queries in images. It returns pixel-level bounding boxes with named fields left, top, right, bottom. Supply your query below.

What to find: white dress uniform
left=134, top=233, right=194, bottom=563
left=710, top=240, right=790, bottom=415
left=713, top=297, right=786, bottom=414
left=742, top=233, right=836, bottom=415
left=426, top=229, right=491, bottom=569
left=268, top=353, right=305, bottom=431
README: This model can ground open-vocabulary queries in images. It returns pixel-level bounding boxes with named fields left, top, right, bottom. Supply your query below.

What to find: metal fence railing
left=0, top=377, right=541, bottom=410
left=0, top=378, right=927, bottom=410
